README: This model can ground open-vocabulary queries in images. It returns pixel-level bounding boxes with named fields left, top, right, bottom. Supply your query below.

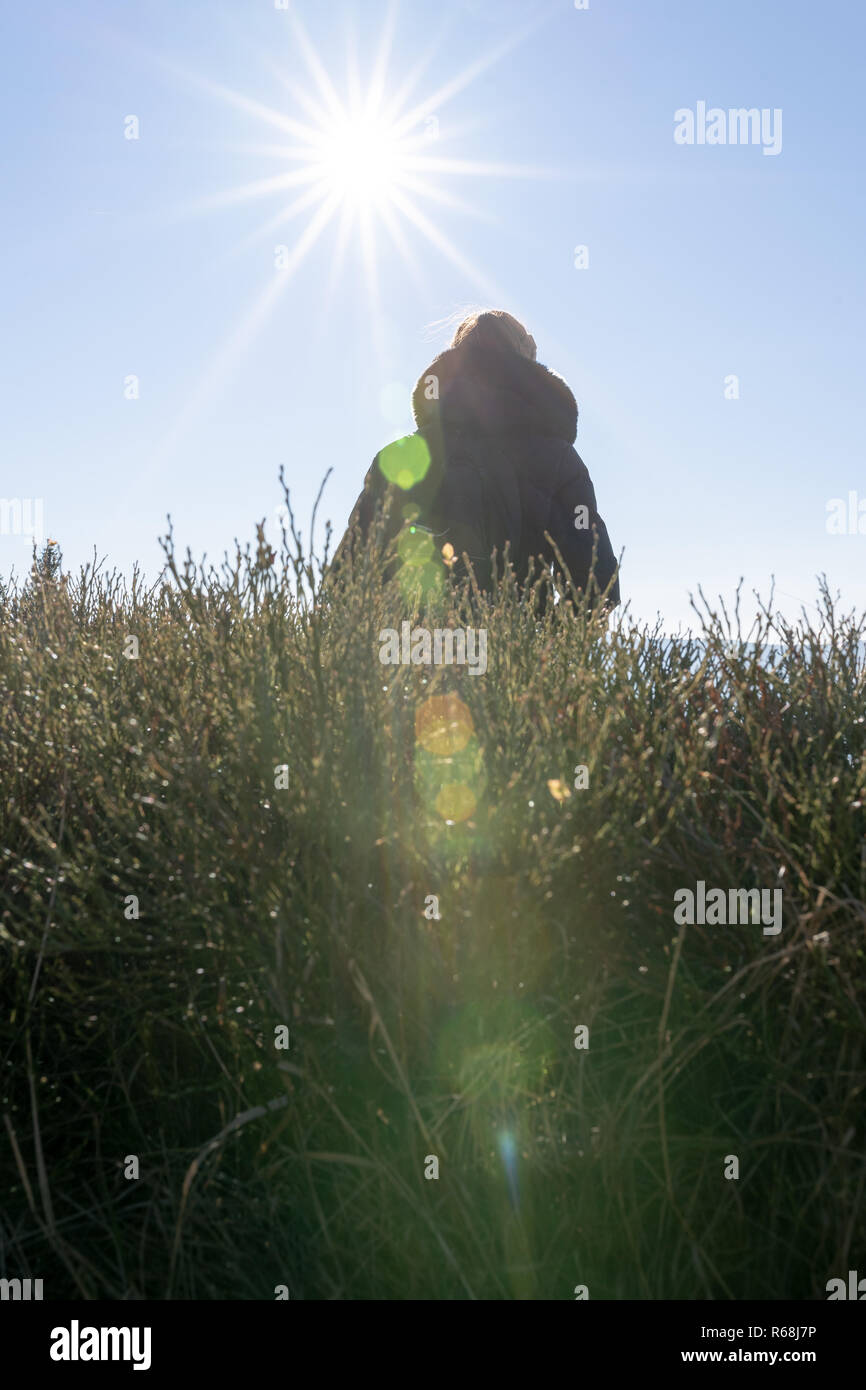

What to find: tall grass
left=1, top=491, right=865, bottom=1299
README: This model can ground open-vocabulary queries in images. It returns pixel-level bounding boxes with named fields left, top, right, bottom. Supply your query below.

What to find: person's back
left=333, top=310, right=620, bottom=610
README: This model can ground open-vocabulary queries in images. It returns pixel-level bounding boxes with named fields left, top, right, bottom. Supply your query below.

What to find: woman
left=333, top=309, right=620, bottom=610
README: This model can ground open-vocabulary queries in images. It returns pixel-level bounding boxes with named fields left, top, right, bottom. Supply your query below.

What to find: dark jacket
left=333, top=338, right=620, bottom=608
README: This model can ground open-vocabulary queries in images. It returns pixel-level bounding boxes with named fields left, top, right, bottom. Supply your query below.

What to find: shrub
left=1, top=501, right=864, bottom=1299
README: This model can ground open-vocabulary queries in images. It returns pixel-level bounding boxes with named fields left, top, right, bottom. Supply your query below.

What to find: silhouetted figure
left=333, top=310, right=620, bottom=610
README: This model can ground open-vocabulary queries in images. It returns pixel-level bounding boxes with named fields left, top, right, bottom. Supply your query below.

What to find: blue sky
left=1, top=0, right=864, bottom=629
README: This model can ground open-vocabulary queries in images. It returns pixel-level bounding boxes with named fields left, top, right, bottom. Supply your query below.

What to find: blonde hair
left=449, top=308, right=537, bottom=360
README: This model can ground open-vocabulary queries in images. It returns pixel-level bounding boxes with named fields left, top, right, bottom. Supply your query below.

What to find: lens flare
left=434, top=781, right=477, bottom=823
left=378, top=435, right=431, bottom=490
left=415, top=694, right=484, bottom=823
left=415, top=693, right=474, bottom=757
left=498, top=1129, right=520, bottom=1210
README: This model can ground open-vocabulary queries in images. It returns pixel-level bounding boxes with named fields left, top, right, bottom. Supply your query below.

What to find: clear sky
left=1, top=0, right=864, bottom=630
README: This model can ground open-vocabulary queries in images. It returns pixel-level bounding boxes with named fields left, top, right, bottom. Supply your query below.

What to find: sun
left=169, top=4, right=551, bottom=293
left=317, top=112, right=403, bottom=206
left=149, top=6, right=556, bottom=456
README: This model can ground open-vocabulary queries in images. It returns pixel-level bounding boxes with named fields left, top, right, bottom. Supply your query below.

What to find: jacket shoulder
left=551, top=443, right=591, bottom=486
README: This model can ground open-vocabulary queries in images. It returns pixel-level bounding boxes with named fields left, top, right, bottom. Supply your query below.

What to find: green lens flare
left=378, top=434, right=431, bottom=490
left=397, top=560, right=443, bottom=604
left=396, top=526, right=435, bottom=568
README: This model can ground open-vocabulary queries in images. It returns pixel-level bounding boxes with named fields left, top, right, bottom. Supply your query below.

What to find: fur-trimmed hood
left=411, top=340, right=578, bottom=444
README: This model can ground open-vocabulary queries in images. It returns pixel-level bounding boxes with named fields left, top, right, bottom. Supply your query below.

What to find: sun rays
left=144, top=2, right=560, bottom=469
left=178, top=7, right=555, bottom=288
